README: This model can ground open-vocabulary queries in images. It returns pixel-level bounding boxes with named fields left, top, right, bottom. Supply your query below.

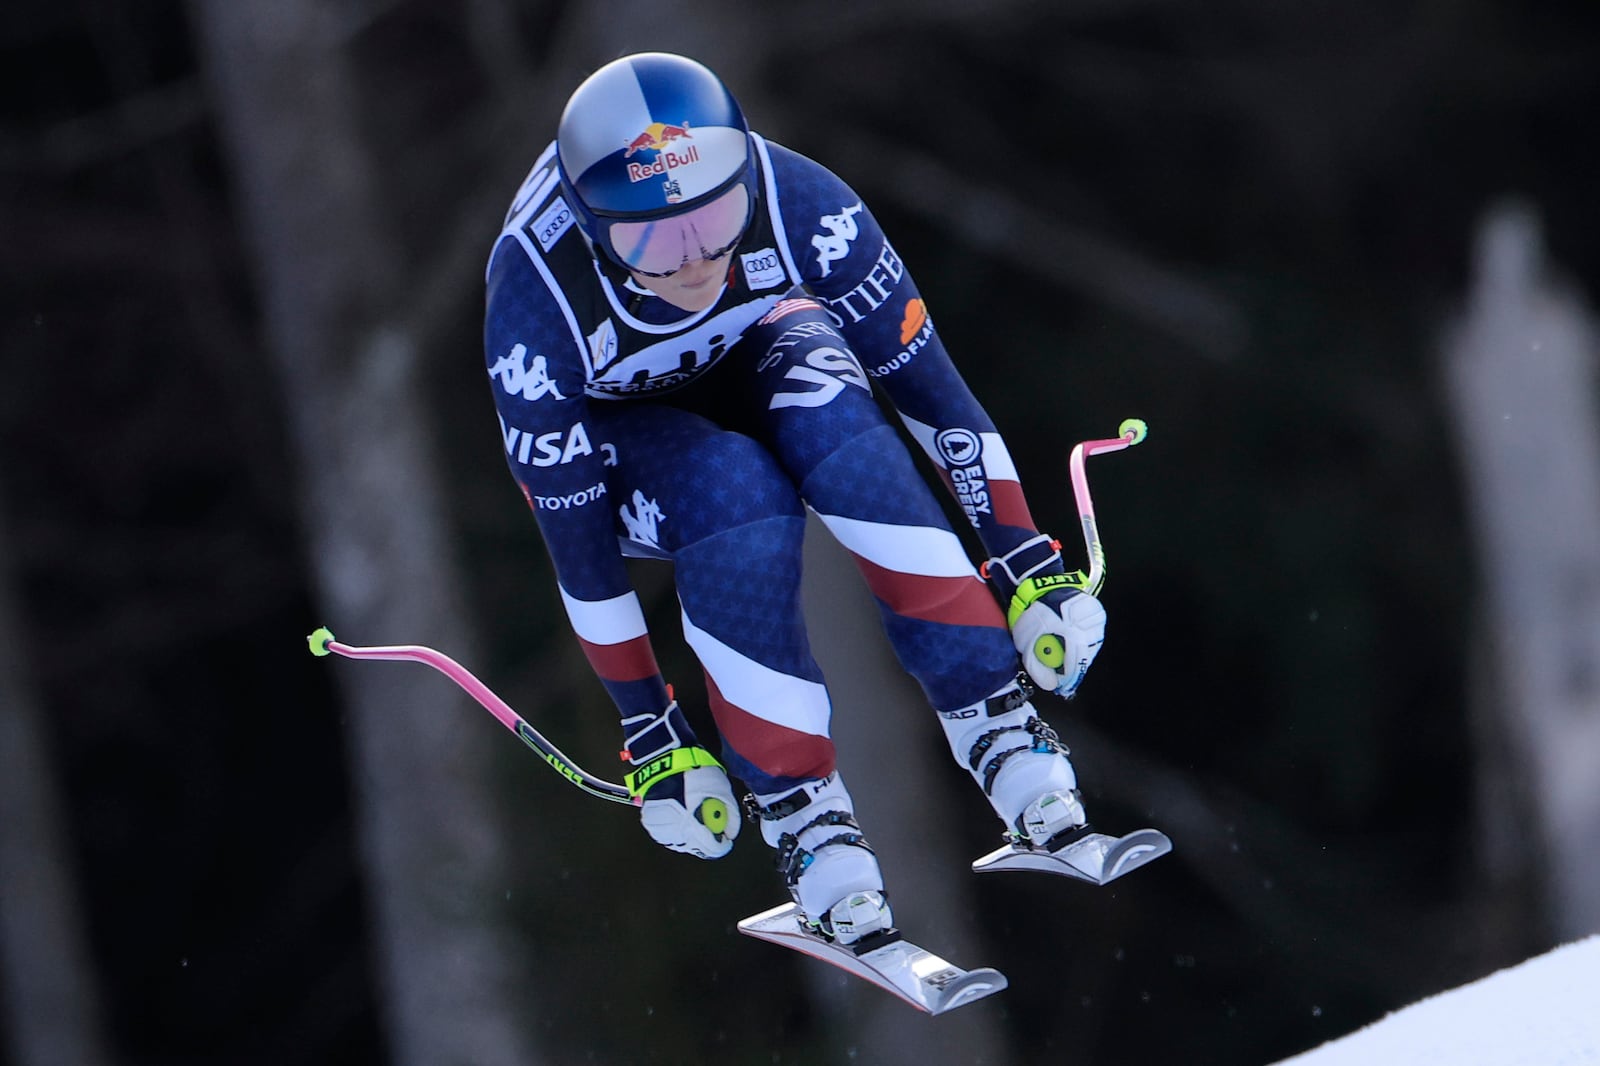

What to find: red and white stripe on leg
left=680, top=610, right=837, bottom=781
left=815, top=512, right=1006, bottom=631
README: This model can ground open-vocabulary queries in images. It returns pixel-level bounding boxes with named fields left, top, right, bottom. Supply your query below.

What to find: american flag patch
left=758, top=298, right=819, bottom=325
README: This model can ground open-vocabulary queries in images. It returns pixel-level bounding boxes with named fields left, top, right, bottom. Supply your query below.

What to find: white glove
left=633, top=755, right=741, bottom=859
left=1008, top=579, right=1107, bottom=697
left=622, top=703, right=740, bottom=859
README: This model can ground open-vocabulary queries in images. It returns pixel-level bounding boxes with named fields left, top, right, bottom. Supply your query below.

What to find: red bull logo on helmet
left=623, top=121, right=701, bottom=183
left=624, top=121, right=693, bottom=156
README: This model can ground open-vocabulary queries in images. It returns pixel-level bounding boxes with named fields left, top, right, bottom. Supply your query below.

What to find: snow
left=1275, top=936, right=1600, bottom=1065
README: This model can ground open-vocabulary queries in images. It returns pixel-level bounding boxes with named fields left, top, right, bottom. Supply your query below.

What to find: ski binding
left=972, top=826, right=1172, bottom=884
left=736, top=902, right=1007, bottom=1014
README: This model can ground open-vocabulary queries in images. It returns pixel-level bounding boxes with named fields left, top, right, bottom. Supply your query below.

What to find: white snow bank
left=1275, top=935, right=1600, bottom=1066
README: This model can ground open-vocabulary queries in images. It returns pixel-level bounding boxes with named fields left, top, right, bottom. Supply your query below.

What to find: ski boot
left=745, top=771, right=894, bottom=946
left=941, top=678, right=1170, bottom=884
left=939, top=677, right=1087, bottom=848
left=737, top=771, right=1008, bottom=1012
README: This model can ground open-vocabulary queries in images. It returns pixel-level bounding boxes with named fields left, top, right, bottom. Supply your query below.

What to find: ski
left=972, top=827, right=1171, bottom=885
left=736, top=903, right=1008, bottom=1014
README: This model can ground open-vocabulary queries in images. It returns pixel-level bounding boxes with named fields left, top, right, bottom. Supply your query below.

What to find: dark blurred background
left=3, top=2, right=1599, bottom=1064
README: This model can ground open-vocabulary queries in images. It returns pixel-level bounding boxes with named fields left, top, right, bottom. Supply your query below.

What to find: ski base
left=972, top=827, right=1172, bottom=885
left=736, top=902, right=1007, bottom=1014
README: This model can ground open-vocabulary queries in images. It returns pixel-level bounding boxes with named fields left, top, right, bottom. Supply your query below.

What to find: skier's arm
left=785, top=163, right=1039, bottom=563
left=486, top=240, right=739, bottom=856
left=781, top=152, right=1105, bottom=695
left=485, top=241, right=671, bottom=719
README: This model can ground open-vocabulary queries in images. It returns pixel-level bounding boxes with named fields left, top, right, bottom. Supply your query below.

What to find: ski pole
left=307, top=627, right=635, bottom=806
left=1066, top=417, right=1147, bottom=597
left=1014, top=419, right=1147, bottom=678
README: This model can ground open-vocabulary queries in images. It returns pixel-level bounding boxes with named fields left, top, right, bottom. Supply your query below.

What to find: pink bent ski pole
left=307, top=627, right=635, bottom=805
left=1066, top=417, right=1148, bottom=597
left=1001, top=418, right=1148, bottom=675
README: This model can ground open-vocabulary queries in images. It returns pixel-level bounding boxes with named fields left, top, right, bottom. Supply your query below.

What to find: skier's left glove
left=1009, top=580, right=1106, bottom=697
left=621, top=700, right=741, bottom=860
left=986, top=534, right=1107, bottom=698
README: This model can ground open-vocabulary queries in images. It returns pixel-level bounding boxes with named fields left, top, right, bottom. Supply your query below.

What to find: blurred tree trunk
left=0, top=503, right=114, bottom=1066
left=1443, top=202, right=1600, bottom=941
left=186, top=5, right=540, bottom=1064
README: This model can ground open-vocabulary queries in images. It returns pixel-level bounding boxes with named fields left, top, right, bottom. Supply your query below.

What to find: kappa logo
left=812, top=202, right=864, bottom=278
left=619, top=491, right=667, bottom=549
left=489, top=343, right=566, bottom=402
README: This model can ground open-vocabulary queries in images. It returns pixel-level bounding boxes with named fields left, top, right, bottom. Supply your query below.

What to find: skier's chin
left=667, top=282, right=722, bottom=312
left=632, top=263, right=727, bottom=312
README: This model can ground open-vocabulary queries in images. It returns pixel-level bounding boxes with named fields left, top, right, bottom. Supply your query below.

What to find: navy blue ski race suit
left=484, top=133, right=1065, bottom=798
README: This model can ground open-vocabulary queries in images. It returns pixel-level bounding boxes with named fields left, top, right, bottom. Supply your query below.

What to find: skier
left=484, top=53, right=1110, bottom=946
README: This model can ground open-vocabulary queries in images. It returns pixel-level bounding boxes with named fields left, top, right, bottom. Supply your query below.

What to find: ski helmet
left=557, top=53, right=757, bottom=274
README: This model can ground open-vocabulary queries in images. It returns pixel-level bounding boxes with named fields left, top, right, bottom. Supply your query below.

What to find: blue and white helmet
left=557, top=53, right=757, bottom=272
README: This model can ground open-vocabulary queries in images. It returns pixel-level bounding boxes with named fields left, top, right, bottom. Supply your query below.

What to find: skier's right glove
left=621, top=701, right=740, bottom=860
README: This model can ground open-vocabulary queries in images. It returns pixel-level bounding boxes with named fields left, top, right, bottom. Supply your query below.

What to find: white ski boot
left=747, top=772, right=894, bottom=945
left=939, top=678, right=1088, bottom=850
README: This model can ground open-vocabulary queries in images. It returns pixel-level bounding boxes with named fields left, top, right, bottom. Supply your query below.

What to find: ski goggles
left=608, top=184, right=751, bottom=278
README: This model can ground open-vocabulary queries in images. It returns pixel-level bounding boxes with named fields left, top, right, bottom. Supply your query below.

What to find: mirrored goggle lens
left=609, top=185, right=750, bottom=275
